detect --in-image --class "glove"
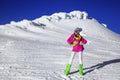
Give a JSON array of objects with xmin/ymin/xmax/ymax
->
[{"xmin": 70, "ymin": 44, "xmax": 76, "ymax": 47}]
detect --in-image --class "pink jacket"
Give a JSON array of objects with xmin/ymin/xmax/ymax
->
[{"xmin": 67, "ymin": 33, "xmax": 87, "ymax": 52}]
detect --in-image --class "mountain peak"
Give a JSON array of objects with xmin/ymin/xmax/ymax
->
[
  {"xmin": 34, "ymin": 10, "xmax": 88, "ymax": 22},
  {"xmin": 51, "ymin": 10, "xmax": 88, "ymax": 20},
  {"xmin": 69, "ymin": 10, "xmax": 88, "ymax": 19}
]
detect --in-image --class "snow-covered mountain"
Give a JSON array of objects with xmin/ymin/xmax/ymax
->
[{"xmin": 0, "ymin": 10, "xmax": 120, "ymax": 80}]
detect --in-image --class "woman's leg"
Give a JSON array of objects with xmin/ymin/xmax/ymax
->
[
  {"xmin": 68, "ymin": 52, "xmax": 76, "ymax": 64},
  {"xmin": 79, "ymin": 51, "xmax": 83, "ymax": 64},
  {"xmin": 79, "ymin": 51, "xmax": 83, "ymax": 77},
  {"xmin": 65, "ymin": 52, "xmax": 76, "ymax": 75}
]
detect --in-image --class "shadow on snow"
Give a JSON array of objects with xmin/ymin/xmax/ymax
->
[{"xmin": 69, "ymin": 59, "xmax": 120, "ymax": 75}]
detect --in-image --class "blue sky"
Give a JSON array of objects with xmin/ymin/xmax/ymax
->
[{"xmin": 0, "ymin": 0, "xmax": 120, "ymax": 34}]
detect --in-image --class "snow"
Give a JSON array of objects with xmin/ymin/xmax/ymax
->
[{"xmin": 0, "ymin": 10, "xmax": 120, "ymax": 80}]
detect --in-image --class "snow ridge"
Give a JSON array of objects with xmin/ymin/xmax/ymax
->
[
  {"xmin": 0, "ymin": 10, "xmax": 89, "ymax": 37},
  {"xmin": 34, "ymin": 10, "xmax": 88, "ymax": 22}
]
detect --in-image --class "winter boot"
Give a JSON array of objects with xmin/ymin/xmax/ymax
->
[
  {"xmin": 79, "ymin": 64, "xmax": 83, "ymax": 77},
  {"xmin": 64, "ymin": 64, "xmax": 71, "ymax": 75}
]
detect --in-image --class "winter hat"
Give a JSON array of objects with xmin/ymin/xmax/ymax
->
[{"xmin": 74, "ymin": 27, "xmax": 82, "ymax": 33}]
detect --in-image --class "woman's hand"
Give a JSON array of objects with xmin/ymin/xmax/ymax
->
[
  {"xmin": 80, "ymin": 42, "xmax": 84, "ymax": 46},
  {"xmin": 73, "ymin": 41, "xmax": 79, "ymax": 45}
]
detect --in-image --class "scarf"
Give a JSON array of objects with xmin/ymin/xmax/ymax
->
[{"xmin": 74, "ymin": 33, "xmax": 82, "ymax": 40}]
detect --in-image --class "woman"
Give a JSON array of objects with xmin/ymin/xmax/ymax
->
[{"xmin": 65, "ymin": 27, "xmax": 87, "ymax": 76}]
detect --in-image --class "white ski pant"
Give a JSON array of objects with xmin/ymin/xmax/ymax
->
[{"xmin": 68, "ymin": 52, "xmax": 83, "ymax": 64}]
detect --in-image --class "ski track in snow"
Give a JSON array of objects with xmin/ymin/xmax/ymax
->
[{"xmin": 0, "ymin": 11, "xmax": 120, "ymax": 80}]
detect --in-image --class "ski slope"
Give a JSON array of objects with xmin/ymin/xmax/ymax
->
[{"xmin": 0, "ymin": 11, "xmax": 120, "ymax": 80}]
